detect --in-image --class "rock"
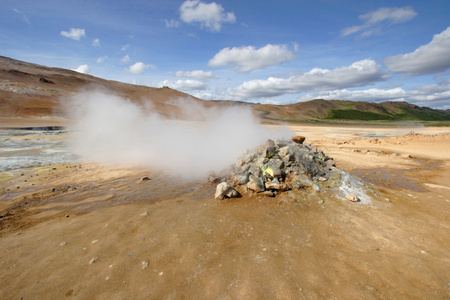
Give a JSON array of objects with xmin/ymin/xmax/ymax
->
[
  {"xmin": 140, "ymin": 211, "xmax": 148, "ymax": 217},
  {"xmin": 264, "ymin": 146, "xmax": 277, "ymax": 158},
  {"xmin": 236, "ymin": 174, "xmax": 249, "ymax": 185},
  {"xmin": 215, "ymin": 182, "xmax": 240, "ymax": 200},
  {"xmin": 263, "ymin": 191, "xmax": 275, "ymax": 197},
  {"xmin": 141, "ymin": 261, "xmax": 149, "ymax": 269},
  {"xmin": 318, "ymin": 177, "xmax": 327, "ymax": 182},
  {"xmin": 262, "ymin": 159, "xmax": 284, "ymax": 178},
  {"xmin": 265, "ymin": 181, "xmax": 287, "ymax": 191},
  {"xmin": 345, "ymin": 194, "xmax": 359, "ymax": 202},
  {"xmin": 208, "ymin": 176, "xmax": 219, "ymax": 183},
  {"xmin": 292, "ymin": 136, "xmax": 306, "ymax": 144},
  {"xmin": 39, "ymin": 76, "xmax": 54, "ymax": 84},
  {"xmin": 139, "ymin": 176, "xmax": 151, "ymax": 183},
  {"xmin": 89, "ymin": 257, "xmax": 98, "ymax": 264},
  {"xmin": 247, "ymin": 177, "xmax": 265, "ymax": 192},
  {"xmin": 265, "ymin": 139, "xmax": 275, "ymax": 148}
]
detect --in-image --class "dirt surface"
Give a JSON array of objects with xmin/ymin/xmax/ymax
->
[{"xmin": 1, "ymin": 126, "xmax": 450, "ymax": 299}]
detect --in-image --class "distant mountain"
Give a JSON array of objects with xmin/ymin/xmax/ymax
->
[
  {"xmin": 1, "ymin": 56, "xmax": 449, "ymax": 125},
  {"xmin": 253, "ymin": 99, "xmax": 450, "ymax": 123}
]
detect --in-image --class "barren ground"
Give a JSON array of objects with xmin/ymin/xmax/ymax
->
[{"xmin": 0, "ymin": 124, "xmax": 449, "ymax": 299}]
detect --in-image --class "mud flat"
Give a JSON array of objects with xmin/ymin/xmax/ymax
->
[{"xmin": 0, "ymin": 125, "xmax": 449, "ymax": 299}]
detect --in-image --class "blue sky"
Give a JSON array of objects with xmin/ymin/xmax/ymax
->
[{"xmin": 1, "ymin": 0, "xmax": 449, "ymax": 109}]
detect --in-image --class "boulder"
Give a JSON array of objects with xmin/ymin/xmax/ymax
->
[
  {"xmin": 292, "ymin": 136, "xmax": 306, "ymax": 144},
  {"xmin": 215, "ymin": 182, "xmax": 240, "ymax": 200}
]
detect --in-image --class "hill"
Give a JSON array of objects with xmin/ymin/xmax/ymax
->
[
  {"xmin": 254, "ymin": 99, "xmax": 450, "ymax": 123},
  {"xmin": 1, "ymin": 56, "xmax": 449, "ymax": 126}
]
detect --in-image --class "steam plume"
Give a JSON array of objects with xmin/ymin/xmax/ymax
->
[{"xmin": 65, "ymin": 90, "xmax": 292, "ymax": 180}]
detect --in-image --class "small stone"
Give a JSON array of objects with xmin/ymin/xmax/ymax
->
[
  {"xmin": 318, "ymin": 177, "xmax": 327, "ymax": 182},
  {"xmin": 209, "ymin": 176, "xmax": 219, "ymax": 183},
  {"xmin": 317, "ymin": 199, "xmax": 324, "ymax": 204},
  {"xmin": 141, "ymin": 261, "xmax": 148, "ymax": 269},
  {"xmin": 92, "ymin": 239, "xmax": 99, "ymax": 244},
  {"xmin": 265, "ymin": 181, "xmax": 287, "ymax": 191},
  {"xmin": 159, "ymin": 272, "xmax": 164, "ymax": 276},
  {"xmin": 346, "ymin": 194, "xmax": 359, "ymax": 202},
  {"xmin": 65, "ymin": 215, "xmax": 70, "ymax": 218},
  {"xmin": 292, "ymin": 136, "xmax": 306, "ymax": 144},
  {"xmin": 60, "ymin": 242, "xmax": 67, "ymax": 246},
  {"xmin": 263, "ymin": 191, "xmax": 275, "ymax": 197},
  {"xmin": 89, "ymin": 257, "xmax": 98, "ymax": 264},
  {"xmin": 139, "ymin": 176, "xmax": 151, "ymax": 183},
  {"xmin": 140, "ymin": 211, "xmax": 148, "ymax": 217}
]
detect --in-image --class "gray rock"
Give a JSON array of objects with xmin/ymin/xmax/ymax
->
[
  {"xmin": 215, "ymin": 182, "xmax": 238, "ymax": 200},
  {"xmin": 247, "ymin": 177, "xmax": 265, "ymax": 192}
]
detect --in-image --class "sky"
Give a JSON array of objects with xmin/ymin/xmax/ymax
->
[{"xmin": 1, "ymin": 0, "xmax": 450, "ymax": 109}]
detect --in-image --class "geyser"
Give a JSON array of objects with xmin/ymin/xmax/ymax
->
[{"xmin": 64, "ymin": 90, "xmax": 292, "ymax": 180}]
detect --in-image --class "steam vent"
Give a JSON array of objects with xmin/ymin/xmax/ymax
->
[{"xmin": 214, "ymin": 136, "xmax": 375, "ymax": 204}]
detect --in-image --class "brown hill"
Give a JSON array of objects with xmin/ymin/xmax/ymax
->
[{"xmin": 0, "ymin": 56, "xmax": 223, "ymax": 124}]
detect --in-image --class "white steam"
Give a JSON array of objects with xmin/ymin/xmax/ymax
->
[{"xmin": 66, "ymin": 90, "xmax": 292, "ymax": 180}]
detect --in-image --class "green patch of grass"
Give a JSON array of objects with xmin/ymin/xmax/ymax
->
[{"xmin": 326, "ymin": 109, "xmax": 394, "ymax": 121}]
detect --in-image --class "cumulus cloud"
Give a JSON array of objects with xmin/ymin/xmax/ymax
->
[
  {"xmin": 294, "ymin": 79, "xmax": 450, "ymax": 109},
  {"xmin": 296, "ymin": 88, "xmax": 407, "ymax": 103},
  {"xmin": 179, "ymin": 0, "xmax": 236, "ymax": 32},
  {"xmin": 72, "ymin": 64, "xmax": 90, "ymax": 74},
  {"xmin": 342, "ymin": 6, "xmax": 417, "ymax": 37},
  {"xmin": 92, "ymin": 38, "xmax": 100, "ymax": 47},
  {"xmin": 175, "ymin": 70, "xmax": 218, "ymax": 79},
  {"xmin": 158, "ymin": 79, "xmax": 207, "ymax": 91},
  {"xmin": 165, "ymin": 19, "xmax": 180, "ymax": 28},
  {"xmin": 384, "ymin": 27, "xmax": 450, "ymax": 75},
  {"xmin": 228, "ymin": 59, "xmax": 389, "ymax": 100},
  {"xmin": 208, "ymin": 44, "xmax": 296, "ymax": 72},
  {"xmin": 121, "ymin": 55, "xmax": 130, "ymax": 63},
  {"xmin": 128, "ymin": 62, "xmax": 156, "ymax": 75},
  {"xmin": 60, "ymin": 28, "xmax": 86, "ymax": 41},
  {"xmin": 96, "ymin": 56, "xmax": 108, "ymax": 63}
]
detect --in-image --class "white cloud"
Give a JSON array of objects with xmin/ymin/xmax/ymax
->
[
  {"xmin": 121, "ymin": 55, "xmax": 130, "ymax": 63},
  {"xmin": 128, "ymin": 62, "xmax": 156, "ymax": 75},
  {"xmin": 92, "ymin": 38, "xmax": 100, "ymax": 47},
  {"xmin": 179, "ymin": 0, "xmax": 236, "ymax": 32},
  {"xmin": 384, "ymin": 27, "xmax": 450, "ymax": 75},
  {"xmin": 96, "ymin": 55, "xmax": 108, "ymax": 63},
  {"xmin": 121, "ymin": 44, "xmax": 130, "ymax": 51},
  {"xmin": 342, "ymin": 6, "xmax": 417, "ymax": 37},
  {"xmin": 60, "ymin": 28, "xmax": 86, "ymax": 41},
  {"xmin": 13, "ymin": 8, "xmax": 31, "ymax": 26},
  {"xmin": 294, "ymin": 79, "xmax": 450, "ymax": 109},
  {"xmin": 158, "ymin": 79, "xmax": 207, "ymax": 91},
  {"xmin": 175, "ymin": 70, "xmax": 218, "ymax": 79},
  {"xmin": 228, "ymin": 59, "xmax": 389, "ymax": 100},
  {"xmin": 72, "ymin": 64, "xmax": 90, "ymax": 74},
  {"xmin": 208, "ymin": 44, "xmax": 296, "ymax": 72},
  {"xmin": 296, "ymin": 88, "xmax": 407, "ymax": 103},
  {"xmin": 165, "ymin": 19, "xmax": 180, "ymax": 28}
]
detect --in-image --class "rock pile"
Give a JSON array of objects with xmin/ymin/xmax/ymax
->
[{"xmin": 214, "ymin": 136, "xmax": 373, "ymax": 204}]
